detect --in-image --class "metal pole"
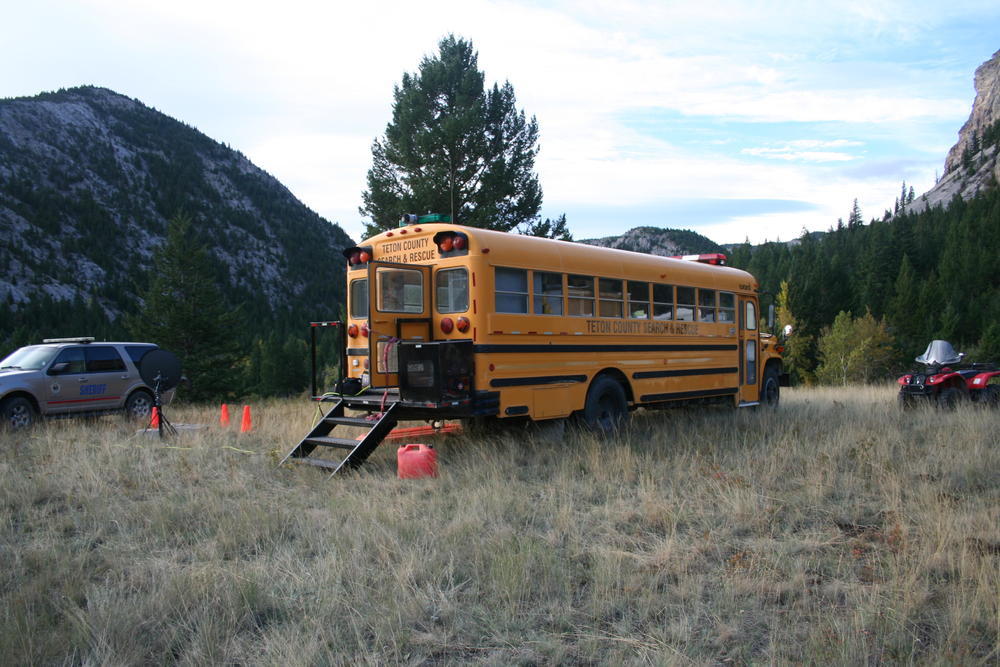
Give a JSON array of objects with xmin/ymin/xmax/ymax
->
[{"xmin": 310, "ymin": 324, "xmax": 317, "ymax": 398}]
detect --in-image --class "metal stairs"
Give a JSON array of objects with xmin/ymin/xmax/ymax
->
[{"xmin": 279, "ymin": 399, "xmax": 400, "ymax": 476}]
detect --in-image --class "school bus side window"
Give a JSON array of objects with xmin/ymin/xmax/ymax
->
[
  {"xmin": 567, "ymin": 275, "xmax": 595, "ymax": 316},
  {"xmin": 350, "ymin": 279, "xmax": 368, "ymax": 318},
  {"xmin": 676, "ymin": 286, "xmax": 695, "ymax": 321},
  {"xmin": 533, "ymin": 271, "xmax": 564, "ymax": 315},
  {"xmin": 495, "ymin": 267, "xmax": 528, "ymax": 313},
  {"xmin": 436, "ymin": 268, "xmax": 468, "ymax": 314},
  {"xmin": 698, "ymin": 289, "xmax": 717, "ymax": 322},
  {"xmin": 652, "ymin": 284, "xmax": 673, "ymax": 320},
  {"xmin": 718, "ymin": 292, "xmax": 735, "ymax": 323},
  {"xmin": 599, "ymin": 278, "xmax": 624, "ymax": 318},
  {"xmin": 628, "ymin": 281, "xmax": 649, "ymax": 319}
]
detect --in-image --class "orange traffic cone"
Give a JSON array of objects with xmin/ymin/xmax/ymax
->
[
  {"xmin": 220, "ymin": 404, "xmax": 230, "ymax": 427},
  {"xmin": 240, "ymin": 405, "xmax": 252, "ymax": 433},
  {"xmin": 150, "ymin": 406, "xmax": 160, "ymax": 429}
]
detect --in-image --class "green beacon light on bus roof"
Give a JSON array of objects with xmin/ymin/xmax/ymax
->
[{"xmin": 399, "ymin": 213, "xmax": 451, "ymax": 226}]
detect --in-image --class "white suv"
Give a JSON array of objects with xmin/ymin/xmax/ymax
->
[{"xmin": 0, "ymin": 337, "xmax": 174, "ymax": 430}]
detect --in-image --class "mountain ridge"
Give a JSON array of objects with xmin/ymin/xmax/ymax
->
[
  {"xmin": 906, "ymin": 49, "xmax": 1000, "ymax": 215},
  {"xmin": 0, "ymin": 86, "xmax": 352, "ymax": 333},
  {"xmin": 579, "ymin": 225, "xmax": 724, "ymax": 256}
]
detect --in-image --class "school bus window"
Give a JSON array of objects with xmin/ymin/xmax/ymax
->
[
  {"xmin": 533, "ymin": 271, "xmax": 564, "ymax": 315},
  {"xmin": 718, "ymin": 292, "xmax": 735, "ymax": 323},
  {"xmin": 567, "ymin": 275, "xmax": 595, "ymax": 316},
  {"xmin": 746, "ymin": 340, "xmax": 757, "ymax": 383},
  {"xmin": 652, "ymin": 284, "xmax": 673, "ymax": 320},
  {"xmin": 676, "ymin": 286, "xmax": 695, "ymax": 321},
  {"xmin": 627, "ymin": 281, "xmax": 649, "ymax": 319},
  {"xmin": 599, "ymin": 278, "xmax": 624, "ymax": 318},
  {"xmin": 698, "ymin": 289, "xmax": 717, "ymax": 322},
  {"xmin": 745, "ymin": 301, "xmax": 757, "ymax": 330},
  {"xmin": 495, "ymin": 267, "xmax": 528, "ymax": 314},
  {"xmin": 350, "ymin": 278, "xmax": 368, "ymax": 318},
  {"xmin": 377, "ymin": 267, "xmax": 423, "ymax": 313},
  {"xmin": 436, "ymin": 268, "xmax": 468, "ymax": 314}
]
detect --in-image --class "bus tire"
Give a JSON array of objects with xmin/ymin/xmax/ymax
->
[
  {"xmin": 582, "ymin": 375, "xmax": 628, "ymax": 433},
  {"xmin": 761, "ymin": 365, "xmax": 780, "ymax": 407}
]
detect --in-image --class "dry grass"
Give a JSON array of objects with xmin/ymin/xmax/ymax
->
[{"xmin": 1, "ymin": 386, "xmax": 997, "ymax": 664}]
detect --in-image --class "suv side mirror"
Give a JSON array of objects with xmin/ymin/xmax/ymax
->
[{"xmin": 49, "ymin": 362, "xmax": 70, "ymax": 375}]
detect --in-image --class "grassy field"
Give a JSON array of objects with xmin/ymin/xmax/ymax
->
[{"xmin": 1, "ymin": 386, "xmax": 997, "ymax": 664}]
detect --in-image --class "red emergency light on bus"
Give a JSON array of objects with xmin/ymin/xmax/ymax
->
[{"xmin": 668, "ymin": 253, "xmax": 727, "ymax": 266}]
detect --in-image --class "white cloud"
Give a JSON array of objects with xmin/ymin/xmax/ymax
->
[
  {"xmin": 5, "ymin": 0, "xmax": 997, "ymax": 244},
  {"xmin": 741, "ymin": 139, "xmax": 865, "ymax": 163}
]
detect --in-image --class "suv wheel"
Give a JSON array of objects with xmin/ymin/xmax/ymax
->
[
  {"xmin": 1, "ymin": 397, "xmax": 37, "ymax": 431},
  {"xmin": 124, "ymin": 390, "xmax": 154, "ymax": 420}
]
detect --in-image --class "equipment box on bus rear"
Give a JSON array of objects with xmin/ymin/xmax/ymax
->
[{"xmin": 398, "ymin": 340, "xmax": 473, "ymax": 405}]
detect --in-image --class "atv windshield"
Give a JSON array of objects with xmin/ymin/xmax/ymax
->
[
  {"xmin": 915, "ymin": 340, "xmax": 963, "ymax": 365},
  {"xmin": 0, "ymin": 345, "xmax": 60, "ymax": 371}
]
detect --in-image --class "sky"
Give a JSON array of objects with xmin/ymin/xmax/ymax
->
[{"xmin": 3, "ymin": 1, "xmax": 1000, "ymax": 245}]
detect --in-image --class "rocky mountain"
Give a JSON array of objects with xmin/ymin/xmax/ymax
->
[
  {"xmin": 579, "ymin": 226, "xmax": 724, "ymax": 256},
  {"xmin": 0, "ymin": 86, "xmax": 352, "ymax": 333},
  {"xmin": 907, "ymin": 49, "xmax": 1000, "ymax": 214}
]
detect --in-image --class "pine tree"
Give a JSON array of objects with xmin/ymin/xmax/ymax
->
[
  {"xmin": 360, "ymin": 35, "xmax": 542, "ymax": 237},
  {"xmin": 519, "ymin": 213, "xmax": 572, "ymax": 240},
  {"xmin": 848, "ymin": 199, "xmax": 863, "ymax": 227},
  {"xmin": 888, "ymin": 254, "xmax": 921, "ymax": 353},
  {"xmin": 126, "ymin": 214, "xmax": 243, "ymax": 402}
]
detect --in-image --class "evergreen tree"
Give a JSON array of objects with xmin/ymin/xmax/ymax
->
[
  {"xmin": 519, "ymin": 213, "xmax": 572, "ymax": 240},
  {"xmin": 887, "ymin": 254, "xmax": 922, "ymax": 354},
  {"xmin": 126, "ymin": 214, "xmax": 243, "ymax": 402},
  {"xmin": 360, "ymin": 35, "xmax": 542, "ymax": 237},
  {"xmin": 848, "ymin": 199, "xmax": 863, "ymax": 227}
]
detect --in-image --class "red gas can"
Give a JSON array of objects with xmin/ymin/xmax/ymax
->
[{"xmin": 397, "ymin": 443, "xmax": 438, "ymax": 479}]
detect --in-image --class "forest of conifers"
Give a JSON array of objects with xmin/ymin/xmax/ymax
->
[{"xmin": 728, "ymin": 186, "xmax": 1000, "ymax": 383}]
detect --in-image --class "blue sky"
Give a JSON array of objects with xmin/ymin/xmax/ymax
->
[{"xmin": 3, "ymin": 1, "xmax": 999, "ymax": 244}]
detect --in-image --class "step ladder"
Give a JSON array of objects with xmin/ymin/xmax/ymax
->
[{"xmin": 279, "ymin": 400, "xmax": 400, "ymax": 476}]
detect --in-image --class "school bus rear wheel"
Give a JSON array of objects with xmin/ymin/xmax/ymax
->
[{"xmin": 582, "ymin": 375, "xmax": 628, "ymax": 433}]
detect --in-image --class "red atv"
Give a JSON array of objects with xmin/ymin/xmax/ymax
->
[{"xmin": 898, "ymin": 340, "xmax": 1000, "ymax": 408}]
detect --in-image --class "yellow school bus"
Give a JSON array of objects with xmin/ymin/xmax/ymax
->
[{"xmin": 339, "ymin": 215, "xmax": 786, "ymax": 430}]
